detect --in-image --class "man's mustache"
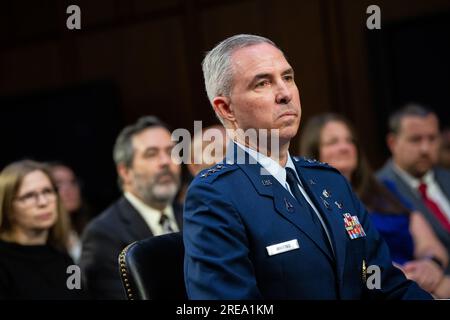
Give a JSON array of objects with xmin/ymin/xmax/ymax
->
[
  {"xmin": 418, "ymin": 154, "xmax": 432, "ymax": 161},
  {"xmin": 154, "ymin": 170, "xmax": 178, "ymax": 183}
]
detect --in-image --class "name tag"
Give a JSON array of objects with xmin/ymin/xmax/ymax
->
[{"xmin": 266, "ymin": 239, "xmax": 300, "ymax": 256}]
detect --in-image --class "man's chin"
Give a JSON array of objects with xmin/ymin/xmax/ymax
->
[
  {"xmin": 279, "ymin": 127, "xmax": 299, "ymax": 142},
  {"xmin": 412, "ymin": 165, "xmax": 432, "ymax": 178},
  {"xmin": 152, "ymin": 185, "xmax": 179, "ymax": 201}
]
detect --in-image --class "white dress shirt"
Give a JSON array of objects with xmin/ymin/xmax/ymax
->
[
  {"xmin": 234, "ymin": 142, "xmax": 334, "ymax": 251},
  {"xmin": 393, "ymin": 165, "xmax": 450, "ymax": 221},
  {"xmin": 124, "ymin": 191, "xmax": 179, "ymax": 236}
]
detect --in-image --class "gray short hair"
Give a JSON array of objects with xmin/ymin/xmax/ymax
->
[
  {"xmin": 388, "ymin": 103, "xmax": 437, "ymax": 134},
  {"xmin": 202, "ymin": 34, "xmax": 280, "ymax": 122},
  {"xmin": 113, "ymin": 116, "xmax": 169, "ymax": 187}
]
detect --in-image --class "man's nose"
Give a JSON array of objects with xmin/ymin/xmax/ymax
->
[
  {"xmin": 419, "ymin": 140, "xmax": 432, "ymax": 153},
  {"xmin": 159, "ymin": 151, "xmax": 172, "ymax": 167},
  {"xmin": 275, "ymin": 81, "xmax": 292, "ymax": 105}
]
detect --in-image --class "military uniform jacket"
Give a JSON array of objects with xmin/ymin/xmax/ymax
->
[{"xmin": 183, "ymin": 145, "xmax": 431, "ymax": 299}]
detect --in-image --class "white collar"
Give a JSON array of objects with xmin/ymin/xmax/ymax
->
[
  {"xmin": 234, "ymin": 141, "xmax": 300, "ymax": 187},
  {"xmin": 124, "ymin": 191, "xmax": 177, "ymax": 231},
  {"xmin": 393, "ymin": 164, "xmax": 434, "ymax": 189}
]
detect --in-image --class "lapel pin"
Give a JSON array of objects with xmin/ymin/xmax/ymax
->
[
  {"xmin": 309, "ymin": 179, "xmax": 316, "ymax": 185},
  {"xmin": 321, "ymin": 197, "xmax": 331, "ymax": 210},
  {"xmin": 261, "ymin": 179, "xmax": 272, "ymax": 186},
  {"xmin": 322, "ymin": 189, "xmax": 331, "ymax": 198},
  {"xmin": 334, "ymin": 201, "xmax": 343, "ymax": 209},
  {"xmin": 284, "ymin": 198, "xmax": 294, "ymax": 212}
]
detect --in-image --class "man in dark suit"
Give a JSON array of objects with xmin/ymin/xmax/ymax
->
[
  {"xmin": 80, "ymin": 116, "xmax": 182, "ymax": 299},
  {"xmin": 183, "ymin": 34, "xmax": 431, "ymax": 299},
  {"xmin": 377, "ymin": 104, "xmax": 450, "ymax": 274}
]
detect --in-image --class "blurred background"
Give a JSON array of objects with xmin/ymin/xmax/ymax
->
[{"xmin": 1, "ymin": 0, "xmax": 449, "ymax": 214}]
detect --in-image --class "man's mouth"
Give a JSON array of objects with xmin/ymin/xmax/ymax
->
[
  {"xmin": 158, "ymin": 174, "xmax": 174, "ymax": 183},
  {"xmin": 279, "ymin": 112, "xmax": 297, "ymax": 119}
]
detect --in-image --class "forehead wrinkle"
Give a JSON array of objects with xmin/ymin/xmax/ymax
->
[
  {"xmin": 231, "ymin": 44, "xmax": 290, "ymax": 83},
  {"xmin": 132, "ymin": 128, "xmax": 173, "ymax": 151}
]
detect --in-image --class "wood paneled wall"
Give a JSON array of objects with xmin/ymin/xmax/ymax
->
[{"xmin": 1, "ymin": 0, "xmax": 450, "ymax": 168}]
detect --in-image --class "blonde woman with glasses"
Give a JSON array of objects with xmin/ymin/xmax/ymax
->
[{"xmin": 0, "ymin": 160, "xmax": 85, "ymax": 299}]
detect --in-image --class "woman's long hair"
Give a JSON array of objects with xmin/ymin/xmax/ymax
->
[
  {"xmin": 299, "ymin": 113, "xmax": 408, "ymax": 214},
  {"xmin": 48, "ymin": 162, "xmax": 92, "ymax": 235},
  {"xmin": 0, "ymin": 160, "xmax": 70, "ymax": 251}
]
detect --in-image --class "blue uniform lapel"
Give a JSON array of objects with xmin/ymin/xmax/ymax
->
[
  {"xmin": 293, "ymin": 159, "xmax": 348, "ymax": 283},
  {"xmin": 270, "ymin": 175, "xmax": 335, "ymax": 262},
  {"xmin": 229, "ymin": 143, "xmax": 335, "ymax": 262}
]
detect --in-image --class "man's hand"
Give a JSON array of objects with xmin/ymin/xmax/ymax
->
[{"xmin": 403, "ymin": 259, "xmax": 444, "ymax": 292}]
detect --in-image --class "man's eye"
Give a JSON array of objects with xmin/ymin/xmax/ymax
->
[
  {"xmin": 144, "ymin": 152, "xmax": 157, "ymax": 158},
  {"xmin": 284, "ymin": 75, "xmax": 294, "ymax": 81},
  {"xmin": 256, "ymin": 80, "xmax": 270, "ymax": 88}
]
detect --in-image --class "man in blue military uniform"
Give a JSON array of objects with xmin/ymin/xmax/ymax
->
[{"xmin": 183, "ymin": 34, "xmax": 432, "ymax": 299}]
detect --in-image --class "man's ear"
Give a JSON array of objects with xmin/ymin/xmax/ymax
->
[
  {"xmin": 386, "ymin": 133, "xmax": 397, "ymax": 153},
  {"xmin": 212, "ymin": 96, "xmax": 235, "ymax": 123},
  {"xmin": 117, "ymin": 163, "xmax": 131, "ymax": 186}
]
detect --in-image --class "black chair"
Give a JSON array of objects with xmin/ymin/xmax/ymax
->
[{"xmin": 118, "ymin": 232, "xmax": 187, "ymax": 300}]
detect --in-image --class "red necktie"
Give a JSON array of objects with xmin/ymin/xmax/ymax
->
[{"xmin": 418, "ymin": 183, "xmax": 450, "ymax": 232}]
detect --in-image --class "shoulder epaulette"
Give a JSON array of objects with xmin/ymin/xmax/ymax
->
[
  {"xmin": 293, "ymin": 156, "xmax": 339, "ymax": 172},
  {"xmin": 196, "ymin": 162, "xmax": 238, "ymax": 183}
]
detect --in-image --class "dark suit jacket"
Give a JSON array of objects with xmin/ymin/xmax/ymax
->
[
  {"xmin": 79, "ymin": 196, "xmax": 183, "ymax": 299},
  {"xmin": 377, "ymin": 159, "xmax": 450, "ymax": 274},
  {"xmin": 183, "ymin": 145, "xmax": 431, "ymax": 299}
]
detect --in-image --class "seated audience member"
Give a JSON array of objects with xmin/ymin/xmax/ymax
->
[
  {"xmin": 176, "ymin": 124, "xmax": 228, "ymax": 205},
  {"xmin": 49, "ymin": 162, "xmax": 93, "ymax": 262},
  {"xmin": 439, "ymin": 128, "xmax": 450, "ymax": 170},
  {"xmin": 187, "ymin": 124, "xmax": 229, "ymax": 176},
  {"xmin": 79, "ymin": 116, "xmax": 182, "ymax": 299},
  {"xmin": 376, "ymin": 105, "xmax": 450, "ymax": 275},
  {"xmin": 300, "ymin": 113, "xmax": 450, "ymax": 298},
  {"xmin": 0, "ymin": 160, "xmax": 85, "ymax": 299}
]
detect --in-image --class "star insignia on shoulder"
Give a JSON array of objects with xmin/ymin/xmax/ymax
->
[
  {"xmin": 199, "ymin": 163, "xmax": 226, "ymax": 178},
  {"xmin": 297, "ymin": 157, "xmax": 329, "ymax": 166}
]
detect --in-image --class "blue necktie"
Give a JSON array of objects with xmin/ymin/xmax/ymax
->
[{"xmin": 285, "ymin": 167, "xmax": 333, "ymax": 256}]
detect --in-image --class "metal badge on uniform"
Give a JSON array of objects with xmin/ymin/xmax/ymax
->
[
  {"xmin": 320, "ymin": 197, "xmax": 332, "ymax": 210},
  {"xmin": 322, "ymin": 189, "xmax": 331, "ymax": 198},
  {"xmin": 284, "ymin": 198, "xmax": 294, "ymax": 212},
  {"xmin": 343, "ymin": 213, "xmax": 366, "ymax": 239},
  {"xmin": 266, "ymin": 239, "xmax": 300, "ymax": 256},
  {"xmin": 334, "ymin": 201, "xmax": 343, "ymax": 209}
]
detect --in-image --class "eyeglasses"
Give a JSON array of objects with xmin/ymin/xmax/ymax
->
[{"xmin": 14, "ymin": 188, "xmax": 57, "ymax": 206}]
